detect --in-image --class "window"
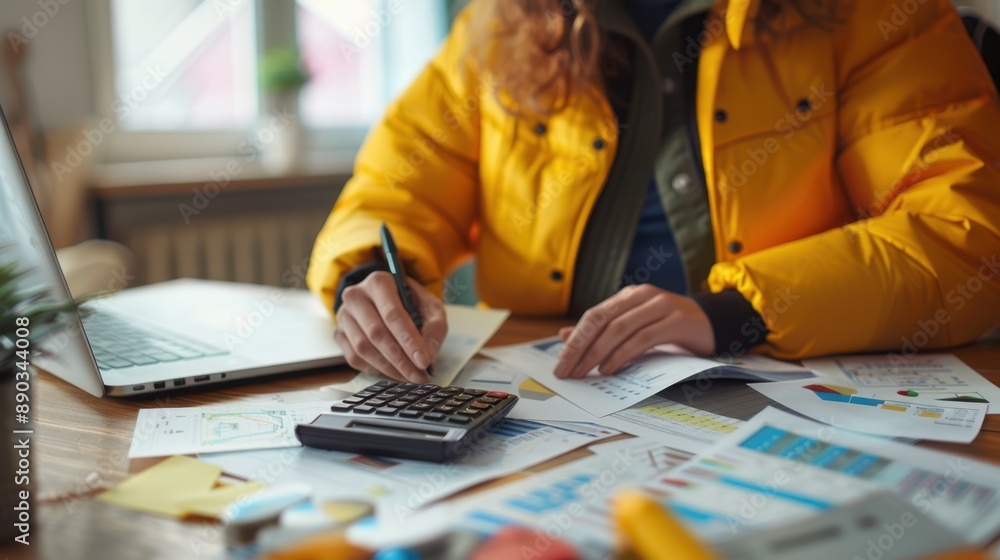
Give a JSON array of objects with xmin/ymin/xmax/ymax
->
[{"xmin": 98, "ymin": 0, "xmax": 447, "ymax": 162}]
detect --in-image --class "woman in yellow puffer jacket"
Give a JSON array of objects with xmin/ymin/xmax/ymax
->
[{"xmin": 307, "ymin": 0, "xmax": 1000, "ymax": 384}]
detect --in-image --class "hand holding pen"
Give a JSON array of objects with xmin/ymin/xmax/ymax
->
[{"xmin": 332, "ymin": 224, "xmax": 448, "ymax": 384}]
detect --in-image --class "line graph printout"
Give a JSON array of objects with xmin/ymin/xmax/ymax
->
[{"xmin": 128, "ymin": 402, "xmax": 330, "ymax": 458}]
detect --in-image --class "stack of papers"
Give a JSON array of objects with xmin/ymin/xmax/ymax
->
[
  {"xmin": 481, "ymin": 337, "xmax": 814, "ymax": 416},
  {"xmin": 116, "ymin": 314, "xmax": 1000, "ymax": 553}
]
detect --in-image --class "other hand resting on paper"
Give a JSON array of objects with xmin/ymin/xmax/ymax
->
[
  {"xmin": 335, "ymin": 271, "xmax": 448, "ymax": 384},
  {"xmin": 553, "ymin": 284, "xmax": 714, "ymax": 379}
]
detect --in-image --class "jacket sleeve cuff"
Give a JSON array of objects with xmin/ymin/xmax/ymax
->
[
  {"xmin": 334, "ymin": 261, "xmax": 391, "ymax": 313},
  {"xmin": 692, "ymin": 289, "xmax": 769, "ymax": 356}
]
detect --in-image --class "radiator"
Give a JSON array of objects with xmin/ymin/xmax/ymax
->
[{"xmin": 128, "ymin": 211, "xmax": 329, "ymax": 286}]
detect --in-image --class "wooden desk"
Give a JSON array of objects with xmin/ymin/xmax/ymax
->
[{"xmin": 10, "ymin": 318, "xmax": 1000, "ymax": 559}]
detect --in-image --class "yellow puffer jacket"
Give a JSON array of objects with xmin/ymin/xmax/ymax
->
[{"xmin": 308, "ymin": 0, "xmax": 1000, "ymax": 359}]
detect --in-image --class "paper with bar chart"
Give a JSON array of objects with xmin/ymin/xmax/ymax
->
[
  {"xmin": 652, "ymin": 408, "xmax": 1000, "ymax": 545},
  {"xmin": 803, "ymin": 353, "xmax": 1000, "ymax": 412},
  {"xmin": 127, "ymin": 402, "xmax": 331, "ymax": 458},
  {"xmin": 749, "ymin": 379, "xmax": 986, "ymax": 443}
]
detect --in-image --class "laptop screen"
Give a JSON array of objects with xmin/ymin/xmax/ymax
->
[{"xmin": 0, "ymin": 109, "xmax": 104, "ymax": 397}]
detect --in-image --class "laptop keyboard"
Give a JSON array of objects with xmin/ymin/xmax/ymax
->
[{"xmin": 82, "ymin": 311, "xmax": 228, "ymax": 370}]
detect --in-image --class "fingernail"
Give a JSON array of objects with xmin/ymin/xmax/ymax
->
[
  {"xmin": 413, "ymin": 350, "xmax": 429, "ymax": 369},
  {"xmin": 554, "ymin": 360, "xmax": 565, "ymax": 378}
]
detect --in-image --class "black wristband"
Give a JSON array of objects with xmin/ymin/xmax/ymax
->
[
  {"xmin": 692, "ymin": 289, "xmax": 769, "ymax": 357},
  {"xmin": 334, "ymin": 261, "xmax": 391, "ymax": 313}
]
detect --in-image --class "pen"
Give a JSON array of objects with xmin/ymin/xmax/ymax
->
[{"xmin": 380, "ymin": 223, "xmax": 433, "ymax": 377}]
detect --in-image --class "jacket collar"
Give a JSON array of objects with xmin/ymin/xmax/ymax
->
[{"xmin": 722, "ymin": 0, "xmax": 760, "ymax": 50}]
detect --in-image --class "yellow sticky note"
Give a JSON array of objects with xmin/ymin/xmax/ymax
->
[
  {"xmin": 98, "ymin": 456, "xmax": 262, "ymax": 519},
  {"xmin": 177, "ymin": 481, "xmax": 267, "ymax": 519}
]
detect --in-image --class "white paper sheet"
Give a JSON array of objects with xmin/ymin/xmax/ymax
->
[
  {"xmin": 320, "ymin": 305, "xmax": 510, "ymax": 395},
  {"xmin": 127, "ymin": 402, "xmax": 331, "ymax": 458},
  {"xmin": 481, "ymin": 337, "xmax": 813, "ymax": 416},
  {"xmin": 654, "ymin": 407, "xmax": 1000, "ymax": 545},
  {"xmin": 749, "ymin": 378, "xmax": 987, "ymax": 443},
  {"xmin": 453, "ymin": 359, "xmax": 598, "ymax": 422},
  {"xmin": 803, "ymin": 353, "xmax": 1000, "ymax": 413},
  {"xmin": 201, "ymin": 419, "xmax": 619, "ymax": 517}
]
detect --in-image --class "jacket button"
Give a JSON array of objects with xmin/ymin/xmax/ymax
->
[
  {"xmin": 550, "ymin": 270, "xmax": 564, "ymax": 281},
  {"xmin": 671, "ymin": 173, "xmax": 691, "ymax": 193},
  {"xmin": 592, "ymin": 138, "xmax": 606, "ymax": 150},
  {"xmin": 796, "ymin": 98, "xmax": 812, "ymax": 113},
  {"xmin": 728, "ymin": 241, "xmax": 743, "ymax": 254},
  {"xmin": 534, "ymin": 123, "xmax": 547, "ymax": 135},
  {"xmin": 715, "ymin": 109, "xmax": 728, "ymax": 123}
]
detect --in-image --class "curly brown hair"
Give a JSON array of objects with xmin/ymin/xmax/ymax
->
[{"xmin": 469, "ymin": 0, "xmax": 838, "ymax": 116}]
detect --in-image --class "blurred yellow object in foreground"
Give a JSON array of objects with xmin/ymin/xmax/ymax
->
[
  {"xmin": 612, "ymin": 491, "xmax": 716, "ymax": 560},
  {"xmin": 260, "ymin": 531, "xmax": 370, "ymax": 560}
]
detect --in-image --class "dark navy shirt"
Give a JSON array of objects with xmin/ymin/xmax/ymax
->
[{"xmin": 620, "ymin": 0, "xmax": 687, "ymax": 295}]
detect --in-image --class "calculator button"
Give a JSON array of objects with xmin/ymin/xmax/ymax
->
[
  {"xmin": 438, "ymin": 386, "xmax": 463, "ymax": 394},
  {"xmin": 387, "ymin": 400, "xmax": 409, "ymax": 408},
  {"xmin": 444, "ymin": 399, "xmax": 464, "ymax": 407},
  {"xmin": 420, "ymin": 384, "xmax": 440, "ymax": 391},
  {"xmin": 354, "ymin": 391, "xmax": 378, "ymax": 398},
  {"xmin": 462, "ymin": 389, "xmax": 487, "ymax": 396},
  {"xmin": 373, "ymin": 380, "xmax": 398, "ymax": 388},
  {"xmin": 399, "ymin": 410, "xmax": 423, "ymax": 418},
  {"xmin": 470, "ymin": 402, "xmax": 490, "ymax": 410},
  {"xmin": 375, "ymin": 407, "xmax": 399, "ymax": 416},
  {"xmin": 486, "ymin": 391, "xmax": 509, "ymax": 399},
  {"xmin": 423, "ymin": 396, "xmax": 445, "ymax": 404},
  {"xmin": 382, "ymin": 387, "xmax": 408, "ymax": 396},
  {"xmin": 398, "ymin": 383, "xmax": 419, "ymax": 390},
  {"xmin": 478, "ymin": 397, "xmax": 500, "ymax": 405},
  {"xmin": 409, "ymin": 403, "xmax": 433, "ymax": 411},
  {"xmin": 343, "ymin": 397, "xmax": 366, "ymax": 404},
  {"xmin": 411, "ymin": 389, "xmax": 432, "ymax": 396},
  {"xmin": 330, "ymin": 402, "xmax": 354, "ymax": 412},
  {"xmin": 424, "ymin": 412, "xmax": 446, "ymax": 421},
  {"xmin": 367, "ymin": 398, "xmax": 389, "ymax": 407},
  {"xmin": 399, "ymin": 395, "xmax": 419, "ymax": 402},
  {"xmin": 454, "ymin": 395, "xmax": 473, "ymax": 402},
  {"xmin": 448, "ymin": 416, "xmax": 472, "ymax": 424},
  {"xmin": 457, "ymin": 408, "xmax": 481, "ymax": 416},
  {"xmin": 352, "ymin": 405, "xmax": 375, "ymax": 414},
  {"xmin": 436, "ymin": 405, "xmax": 458, "ymax": 413}
]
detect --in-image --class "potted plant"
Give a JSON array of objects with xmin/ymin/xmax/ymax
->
[
  {"xmin": 0, "ymin": 253, "xmax": 76, "ymax": 542},
  {"xmin": 259, "ymin": 46, "xmax": 311, "ymax": 175}
]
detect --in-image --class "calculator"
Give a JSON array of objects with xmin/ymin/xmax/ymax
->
[{"xmin": 295, "ymin": 380, "xmax": 519, "ymax": 462}]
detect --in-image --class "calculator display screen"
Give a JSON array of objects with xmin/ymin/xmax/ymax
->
[{"xmin": 348, "ymin": 420, "xmax": 451, "ymax": 439}]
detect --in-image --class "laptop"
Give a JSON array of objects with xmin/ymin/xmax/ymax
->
[{"xmin": 0, "ymin": 109, "xmax": 344, "ymax": 397}]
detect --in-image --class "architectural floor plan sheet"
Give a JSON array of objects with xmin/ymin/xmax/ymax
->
[{"xmin": 127, "ymin": 402, "xmax": 331, "ymax": 458}]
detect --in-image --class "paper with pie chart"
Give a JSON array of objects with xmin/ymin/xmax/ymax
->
[{"xmin": 749, "ymin": 379, "xmax": 987, "ymax": 443}]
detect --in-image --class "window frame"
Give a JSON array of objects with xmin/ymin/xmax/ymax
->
[{"xmin": 87, "ymin": 0, "xmax": 444, "ymax": 167}]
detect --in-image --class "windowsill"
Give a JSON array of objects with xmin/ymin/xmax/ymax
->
[{"xmin": 89, "ymin": 149, "xmax": 356, "ymax": 199}]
